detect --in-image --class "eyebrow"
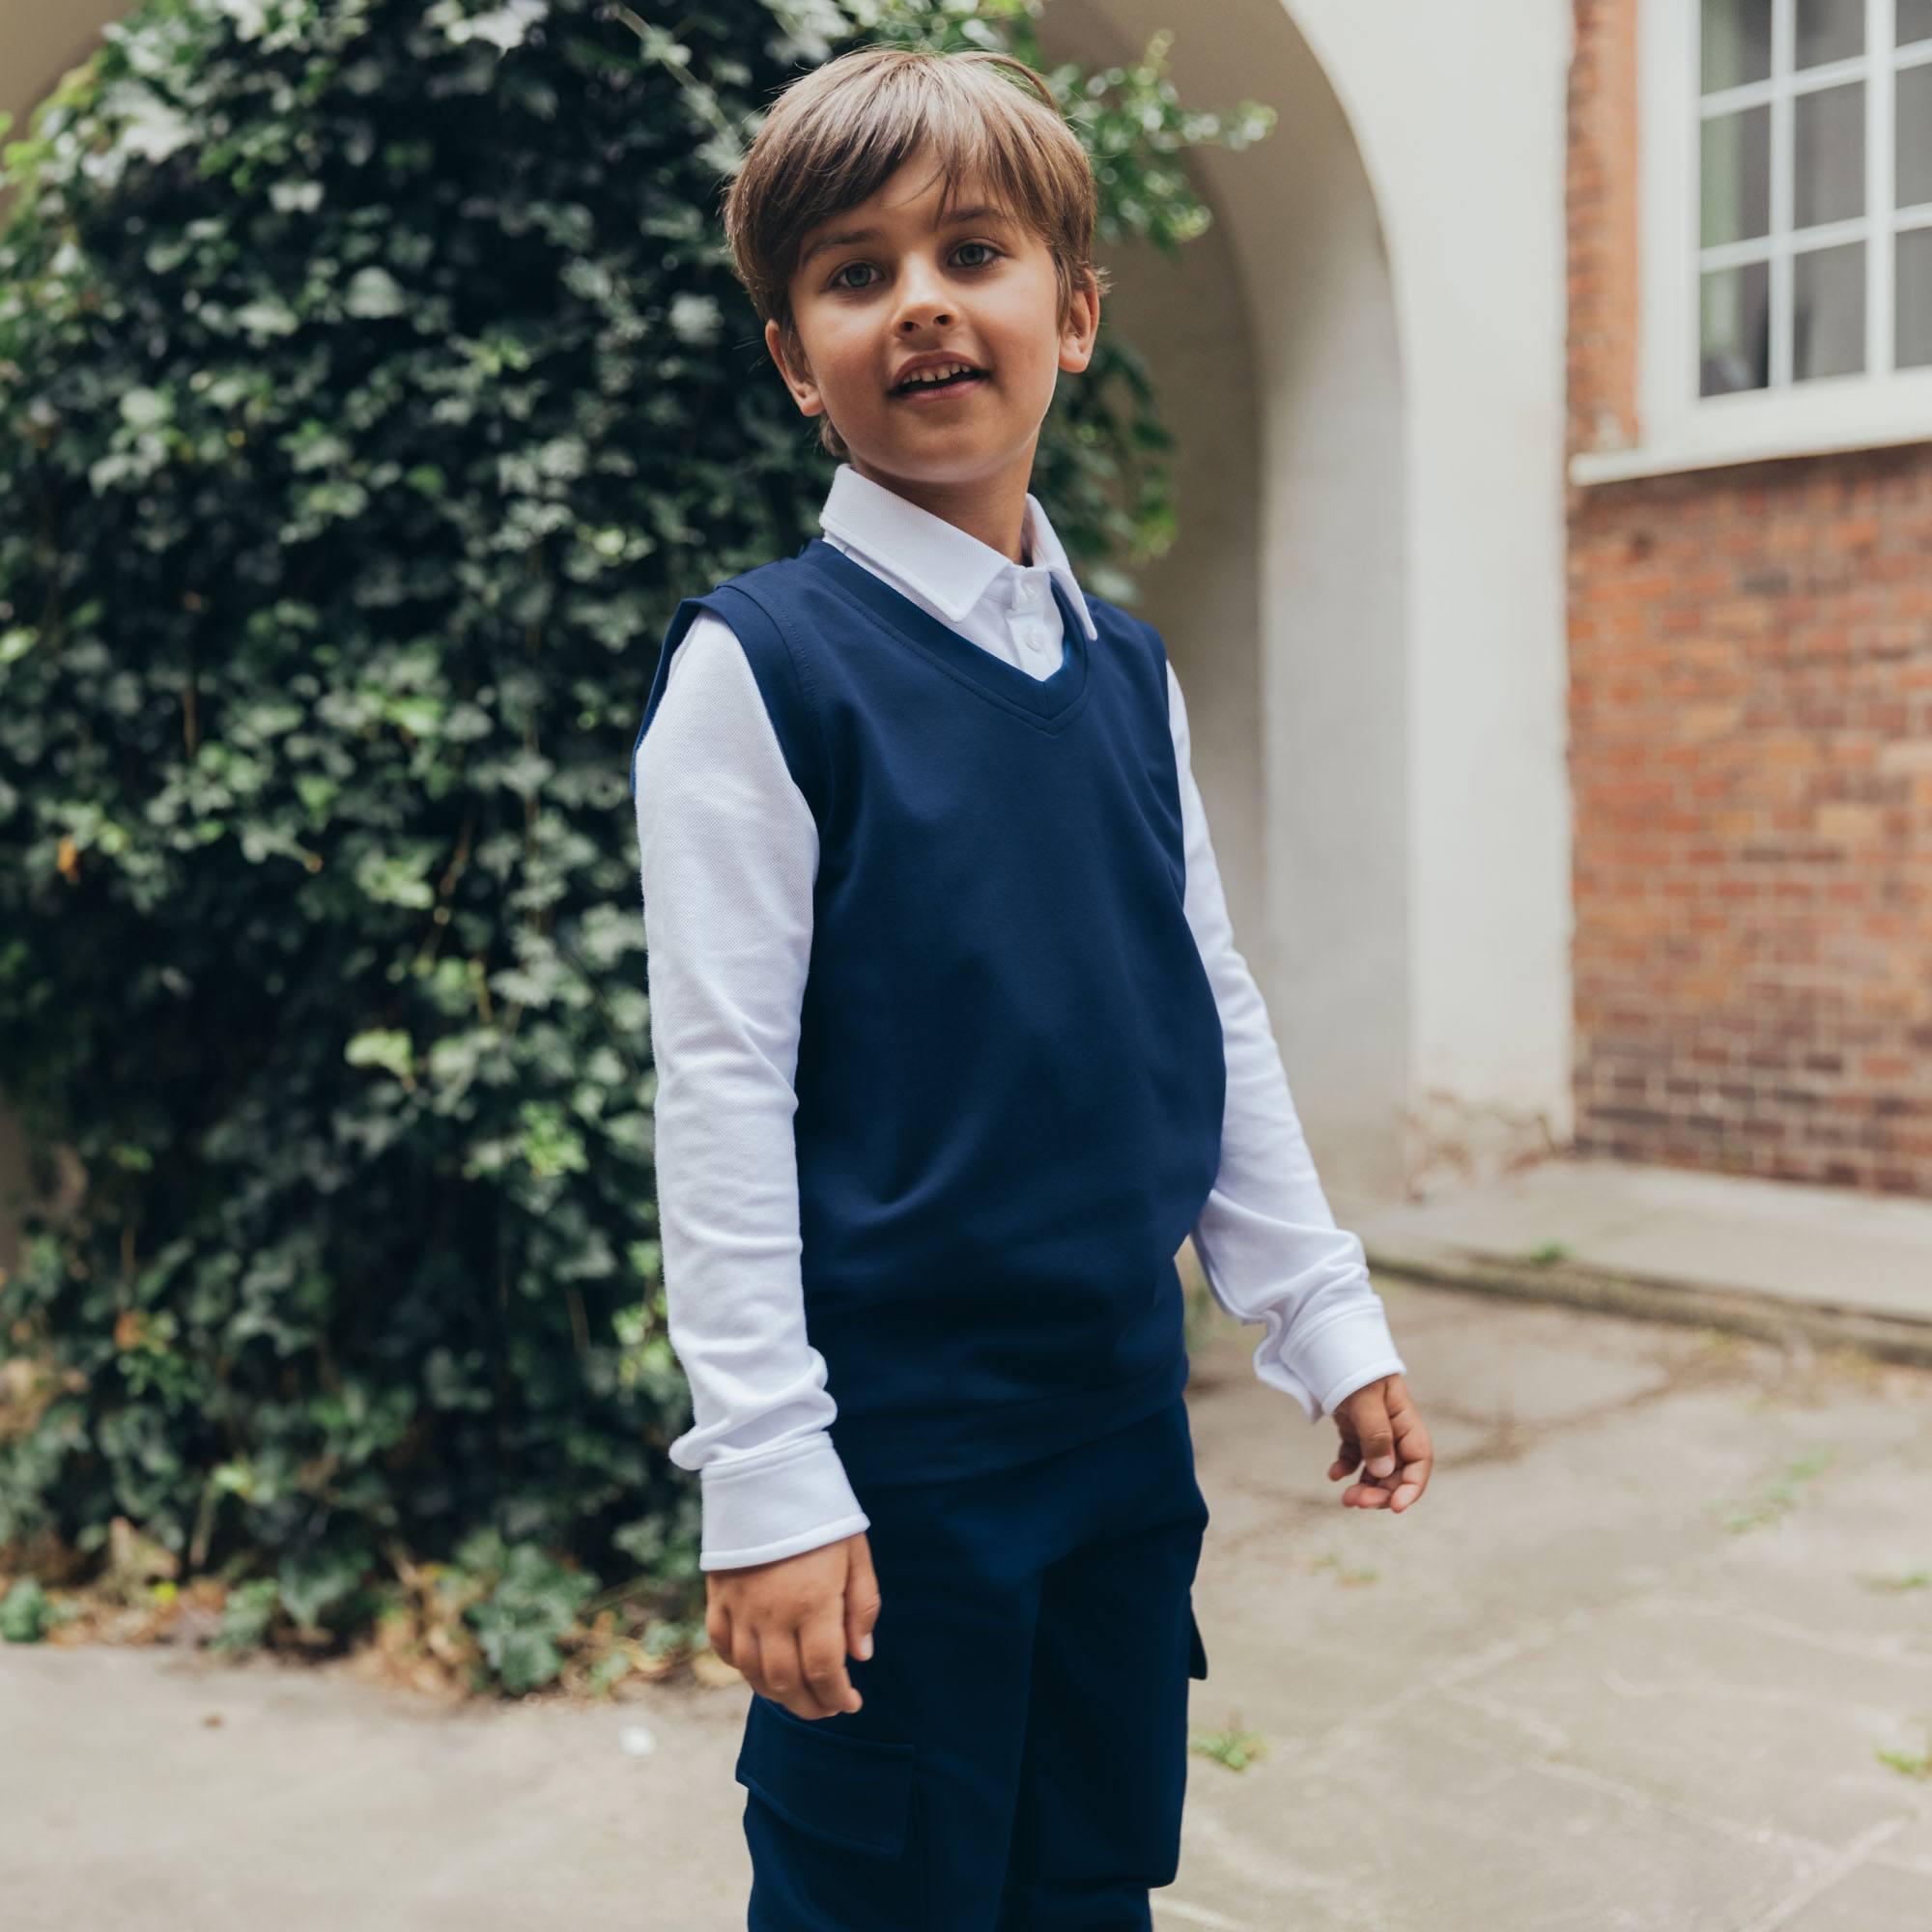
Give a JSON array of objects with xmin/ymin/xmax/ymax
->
[{"xmin": 797, "ymin": 204, "xmax": 1016, "ymax": 270}]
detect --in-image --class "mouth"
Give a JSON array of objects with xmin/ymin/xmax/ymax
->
[{"xmin": 890, "ymin": 365, "xmax": 991, "ymax": 402}]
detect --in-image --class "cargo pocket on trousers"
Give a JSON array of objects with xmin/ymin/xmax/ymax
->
[
  {"xmin": 1187, "ymin": 1602, "xmax": 1209, "ymax": 1681},
  {"xmin": 735, "ymin": 1693, "xmax": 922, "ymax": 1928}
]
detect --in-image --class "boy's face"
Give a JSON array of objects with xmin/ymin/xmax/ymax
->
[{"xmin": 766, "ymin": 147, "xmax": 1098, "ymax": 501}]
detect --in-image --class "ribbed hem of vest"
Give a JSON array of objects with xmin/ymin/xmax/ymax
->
[{"xmin": 828, "ymin": 1348, "xmax": 1191, "ymax": 1492}]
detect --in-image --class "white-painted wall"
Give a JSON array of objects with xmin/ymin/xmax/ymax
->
[
  {"xmin": 1043, "ymin": 0, "xmax": 1574, "ymax": 1199},
  {"xmin": 1295, "ymin": 1, "xmax": 1576, "ymax": 1180}
]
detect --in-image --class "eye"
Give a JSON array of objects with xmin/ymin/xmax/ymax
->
[{"xmin": 827, "ymin": 242, "xmax": 1003, "ymax": 292}]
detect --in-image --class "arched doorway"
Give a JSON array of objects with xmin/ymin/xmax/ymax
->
[{"xmin": 1041, "ymin": 0, "xmax": 1410, "ymax": 1199}]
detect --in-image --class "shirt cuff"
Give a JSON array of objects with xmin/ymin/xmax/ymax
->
[
  {"xmin": 1254, "ymin": 1303, "xmax": 1407, "ymax": 1423},
  {"xmin": 696, "ymin": 1430, "xmax": 872, "ymax": 1572}
]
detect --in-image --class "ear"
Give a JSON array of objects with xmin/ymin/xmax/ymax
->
[
  {"xmin": 765, "ymin": 318, "xmax": 825, "ymax": 419},
  {"xmin": 1058, "ymin": 268, "xmax": 1100, "ymax": 378}
]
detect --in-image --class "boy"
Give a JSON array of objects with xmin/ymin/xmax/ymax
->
[{"xmin": 630, "ymin": 43, "xmax": 1434, "ymax": 1929}]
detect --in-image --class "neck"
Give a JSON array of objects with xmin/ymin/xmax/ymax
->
[{"xmin": 847, "ymin": 452, "xmax": 1035, "ymax": 567}]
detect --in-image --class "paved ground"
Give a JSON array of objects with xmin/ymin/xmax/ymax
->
[
  {"xmin": 4, "ymin": 1271, "xmax": 1931, "ymax": 1930},
  {"xmin": 1335, "ymin": 1153, "xmax": 1932, "ymax": 1363}
]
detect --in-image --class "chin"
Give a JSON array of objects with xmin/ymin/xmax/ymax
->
[{"xmin": 866, "ymin": 428, "xmax": 1024, "ymax": 472}]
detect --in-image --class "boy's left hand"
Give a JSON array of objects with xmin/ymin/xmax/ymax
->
[{"xmin": 1326, "ymin": 1372, "xmax": 1432, "ymax": 1512}]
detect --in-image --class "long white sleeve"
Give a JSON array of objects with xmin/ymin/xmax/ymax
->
[
  {"xmin": 634, "ymin": 466, "xmax": 1405, "ymax": 1576},
  {"xmin": 634, "ymin": 611, "xmax": 870, "ymax": 1572},
  {"xmin": 1166, "ymin": 660, "xmax": 1407, "ymax": 1422}
]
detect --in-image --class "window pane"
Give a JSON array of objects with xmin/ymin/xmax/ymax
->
[
  {"xmin": 1901, "ymin": 0, "xmax": 1932, "ymax": 48},
  {"xmin": 1703, "ymin": 0, "xmax": 1774, "ymax": 91},
  {"xmin": 1702, "ymin": 106, "xmax": 1773, "ymax": 244},
  {"xmin": 1792, "ymin": 241, "xmax": 1865, "ymax": 378},
  {"xmin": 1793, "ymin": 82, "xmax": 1864, "ymax": 228},
  {"xmin": 1899, "ymin": 231, "xmax": 1932, "ymax": 367},
  {"xmin": 1700, "ymin": 260, "xmax": 1772, "ymax": 393},
  {"xmin": 1795, "ymin": 0, "xmax": 1863, "ymax": 68},
  {"xmin": 1901, "ymin": 68, "xmax": 1932, "ymax": 211}
]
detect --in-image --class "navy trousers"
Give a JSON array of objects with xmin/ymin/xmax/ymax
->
[{"xmin": 732, "ymin": 1393, "xmax": 1212, "ymax": 1931}]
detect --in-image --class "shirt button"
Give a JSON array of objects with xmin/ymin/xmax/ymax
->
[{"xmin": 1022, "ymin": 629, "xmax": 1051, "ymax": 654}]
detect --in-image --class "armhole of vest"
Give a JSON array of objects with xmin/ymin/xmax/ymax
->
[
  {"xmin": 1128, "ymin": 618, "xmax": 1190, "ymax": 904},
  {"xmin": 707, "ymin": 580, "xmax": 831, "ymax": 825},
  {"xmin": 1134, "ymin": 610, "xmax": 1173, "ymax": 688},
  {"xmin": 630, "ymin": 593, "xmax": 711, "ymax": 805},
  {"xmin": 1130, "ymin": 611, "xmax": 1183, "ymax": 756}
]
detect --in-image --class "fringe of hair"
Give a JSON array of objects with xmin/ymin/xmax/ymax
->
[{"xmin": 720, "ymin": 44, "xmax": 1112, "ymax": 461}]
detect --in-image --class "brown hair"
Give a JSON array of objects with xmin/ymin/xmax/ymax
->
[{"xmin": 720, "ymin": 44, "xmax": 1112, "ymax": 460}]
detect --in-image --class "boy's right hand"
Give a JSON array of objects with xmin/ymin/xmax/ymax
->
[{"xmin": 704, "ymin": 1529, "xmax": 881, "ymax": 1720}]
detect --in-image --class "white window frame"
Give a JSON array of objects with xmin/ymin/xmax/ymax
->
[{"xmin": 1574, "ymin": 0, "xmax": 1932, "ymax": 482}]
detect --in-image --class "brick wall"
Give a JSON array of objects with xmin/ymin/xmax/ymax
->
[{"xmin": 1567, "ymin": 0, "xmax": 1932, "ymax": 1193}]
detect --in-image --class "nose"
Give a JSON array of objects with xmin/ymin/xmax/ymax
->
[{"xmin": 892, "ymin": 257, "xmax": 953, "ymax": 332}]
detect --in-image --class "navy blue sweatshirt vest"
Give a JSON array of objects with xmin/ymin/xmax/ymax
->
[{"xmin": 632, "ymin": 535, "xmax": 1226, "ymax": 1489}]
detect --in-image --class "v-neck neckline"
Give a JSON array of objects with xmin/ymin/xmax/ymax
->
[{"xmin": 797, "ymin": 537, "xmax": 1092, "ymax": 729}]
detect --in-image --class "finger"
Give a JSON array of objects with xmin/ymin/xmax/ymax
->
[
  {"xmin": 743, "ymin": 1626, "xmax": 770, "ymax": 1702},
  {"xmin": 762, "ymin": 1624, "xmax": 840, "ymax": 1722},
  {"xmin": 1345, "ymin": 1454, "xmax": 1405, "ymax": 1505},
  {"xmin": 1354, "ymin": 1402, "xmax": 1399, "ymax": 1480},
  {"xmin": 707, "ymin": 1598, "xmax": 735, "ymax": 1672},
  {"xmin": 798, "ymin": 1611, "xmax": 862, "ymax": 1718},
  {"xmin": 753, "ymin": 1624, "xmax": 806, "ymax": 1716},
  {"xmin": 1389, "ymin": 1453, "xmax": 1433, "ymax": 1511},
  {"xmin": 843, "ymin": 1533, "xmax": 882, "ymax": 1664},
  {"xmin": 1386, "ymin": 1406, "xmax": 1434, "ymax": 1508}
]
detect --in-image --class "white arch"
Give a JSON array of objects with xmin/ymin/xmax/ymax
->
[
  {"xmin": 1042, "ymin": 0, "xmax": 1410, "ymax": 1196},
  {"xmin": 1042, "ymin": 0, "xmax": 1572, "ymax": 1201}
]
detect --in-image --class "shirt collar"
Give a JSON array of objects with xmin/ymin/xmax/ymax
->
[{"xmin": 817, "ymin": 463, "xmax": 1099, "ymax": 641}]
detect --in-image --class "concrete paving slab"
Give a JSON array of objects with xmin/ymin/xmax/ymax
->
[
  {"xmin": 2, "ymin": 1283, "xmax": 1929, "ymax": 1931},
  {"xmin": 1879, "ymin": 1802, "xmax": 1932, "ymax": 1877},
  {"xmin": 1766, "ymin": 1849, "xmax": 1932, "ymax": 1932},
  {"xmin": 1169, "ymin": 1303, "xmax": 1932, "ymax": 1931},
  {"xmin": 0, "ymin": 1645, "xmax": 750, "ymax": 1930},
  {"xmin": 1426, "ymin": 1592, "xmax": 1932, "ymax": 1846},
  {"xmin": 1337, "ymin": 1157, "xmax": 1932, "ymax": 1306},
  {"xmin": 1333, "ymin": 1154, "xmax": 1932, "ymax": 1366},
  {"xmin": 1179, "ymin": 1696, "xmax": 1829, "ymax": 1932}
]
